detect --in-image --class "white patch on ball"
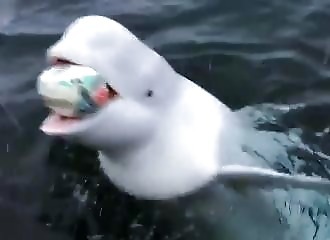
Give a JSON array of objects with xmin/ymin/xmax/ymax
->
[{"xmin": 37, "ymin": 64, "xmax": 105, "ymax": 117}]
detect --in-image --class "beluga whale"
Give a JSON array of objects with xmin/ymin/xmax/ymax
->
[{"xmin": 36, "ymin": 15, "xmax": 330, "ymax": 240}]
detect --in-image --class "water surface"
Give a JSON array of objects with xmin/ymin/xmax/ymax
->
[{"xmin": 1, "ymin": 0, "xmax": 330, "ymax": 239}]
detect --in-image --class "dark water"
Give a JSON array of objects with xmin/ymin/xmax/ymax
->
[{"xmin": 1, "ymin": 0, "xmax": 330, "ymax": 239}]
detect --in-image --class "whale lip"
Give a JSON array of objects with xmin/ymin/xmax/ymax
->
[
  {"xmin": 40, "ymin": 112, "xmax": 81, "ymax": 135},
  {"xmin": 49, "ymin": 57, "xmax": 79, "ymax": 66},
  {"xmin": 39, "ymin": 56, "xmax": 119, "ymax": 136}
]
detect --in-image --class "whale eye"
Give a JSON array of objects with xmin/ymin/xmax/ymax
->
[{"xmin": 146, "ymin": 90, "xmax": 153, "ymax": 97}]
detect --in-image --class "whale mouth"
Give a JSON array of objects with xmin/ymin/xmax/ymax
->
[{"xmin": 40, "ymin": 56, "xmax": 119, "ymax": 135}]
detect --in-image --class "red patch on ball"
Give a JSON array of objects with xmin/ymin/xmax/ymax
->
[{"xmin": 93, "ymin": 86, "xmax": 110, "ymax": 106}]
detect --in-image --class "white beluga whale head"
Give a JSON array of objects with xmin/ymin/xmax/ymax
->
[
  {"xmin": 38, "ymin": 15, "xmax": 330, "ymax": 200},
  {"xmin": 40, "ymin": 15, "xmax": 178, "ymax": 149}
]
